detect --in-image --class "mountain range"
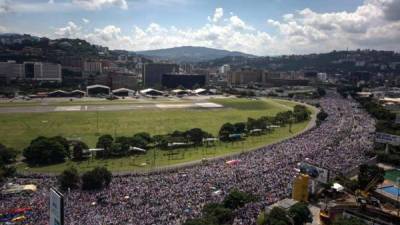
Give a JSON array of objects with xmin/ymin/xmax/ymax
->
[{"xmin": 136, "ymin": 46, "xmax": 256, "ymax": 63}]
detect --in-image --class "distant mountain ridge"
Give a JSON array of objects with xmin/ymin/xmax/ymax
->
[{"xmin": 136, "ymin": 46, "xmax": 256, "ymax": 63}]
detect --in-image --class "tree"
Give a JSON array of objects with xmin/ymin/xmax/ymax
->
[
  {"xmin": 247, "ymin": 117, "xmax": 258, "ymax": 131},
  {"xmin": 202, "ymin": 203, "xmax": 233, "ymax": 225},
  {"xmin": 233, "ymin": 122, "xmax": 246, "ymax": 134},
  {"xmin": 134, "ymin": 132, "xmax": 153, "ymax": 143},
  {"xmin": 333, "ymin": 216, "xmax": 366, "ymax": 225},
  {"xmin": 0, "ymin": 143, "xmax": 17, "ymax": 164},
  {"xmin": 293, "ymin": 105, "xmax": 310, "ymax": 122},
  {"xmin": 265, "ymin": 207, "xmax": 291, "ymax": 225},
  {"xmin": 185, "ymin": 128, "xmax": 210, "ymax": 146},
  {"xmin": 288, "ymin": 202, "xmax": 312, "ymax": 225},
  {"xmin": 96, "ymin": 134, "xmax": 114, "ymax": 157},
  {"xmin": 219, "ymin": 123, "xmax": 236, "ymax": 141},
  {"xmin": 58, "ymin": 166, "xmax": 80, "ymax": 190},
  {"xmin": 50, "ymin": 136, "xmax": 70, "ymax": 158},
  {"xmin": 317, "ymin": 87, "xmax": 326, "ymax": 97},
  {"xmin": 223, "ymin": 189, "xmax": 255, "ymax": 209},
  {"xmin": 317, "ymin": 110, "xmax": 328, "ymax": 123},
  {"xmin": 81, "ymin": 167, "xmax": 112, "ymax": 190},
  {"xmin": 72, "ymin": 141, "xmax": 88, "ymax": 161},
  {"xmin": 23, "ymin": 137, "xmax": 67, "ymax": 165},
  {"xmin": 0, "ymin": 164, "xmax": 15, "ymax": 182},
  {"xmin": 275, "ymin": 111, "xmax": 293, "ymax": 125},
  {"xmin": 358, "ymin": 164, "xmax": 384, "ymax": 190}
]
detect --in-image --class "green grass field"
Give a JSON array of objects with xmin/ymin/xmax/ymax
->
[{"xmin": 0, "ymin": 98, "xmax": 316, "ymax": 173}]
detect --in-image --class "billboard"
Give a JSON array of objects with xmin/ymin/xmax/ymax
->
[
  {"xmin": 375, "ymin": 132, "xmax": 400, "ymax": 146},
  {"xmin": 300, "ymin": 162, "xmax": 330, "ymax": 184},
  {"xmin": 49, "ymin": 188, "xmax": 64, "ymax": 225}
]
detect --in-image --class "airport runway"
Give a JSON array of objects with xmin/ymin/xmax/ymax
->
[{"xmin": 0, "ymin": 102, "xmax": 223, "ymax": 113}]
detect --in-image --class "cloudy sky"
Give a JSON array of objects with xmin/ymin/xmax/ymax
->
[{"xmin": 0, "ymin": 0, "xmax": 399, "ymax": 55}]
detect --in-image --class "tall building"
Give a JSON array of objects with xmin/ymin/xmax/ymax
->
[
  {"xmin": 228, "ymin": 68, "xmax": 263, "ymax": 85},
  {"xmin": 0, "ymin": 61, "xmax": 61, "ymax": 82},
  {"xmin": 161, "ymin": 74, "xmax": 206, "ymax": 89},
  {"xmin": 58, "ymin": 56, "xmax": 82, "ymax": 73},
  {"xmin": 0, "ymin": 61, "xmax": 24, "ymax": 81},
  {"xmin": 219, "ymin": 64, "xmax": 231, "ymax": 74},
  {"xmin": 143, "ymin": 63, "xmax": 179, "ymax": 88},
  {"xmin": 111, "ymin": 74, "xmax": 138, "ymax": 90},
  {"xmin": 83, "ymin": 61, "xmax": 103, "ymax": 74},
  {"xmin": 24, "ymin": 62, "xmax": 62, "ymax": 82}
]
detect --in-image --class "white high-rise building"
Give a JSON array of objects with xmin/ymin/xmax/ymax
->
[
  {"xmin": 317, "ymin": 72, "xmax": 328, "ymax": 82},
  {"xmin": 83, "ymin": 61, "xmax": 103, "ymax": 74},
  {"xmin": 219, "ymin": 64, "xmax": 231, "ymax": 74},
  {"xmin": 23, "ymin": 62, "xmax": 62, "ymax": 82},
  {"xmin": 0, "ymin": 61, "xmax": 24, "ymax": 80}
]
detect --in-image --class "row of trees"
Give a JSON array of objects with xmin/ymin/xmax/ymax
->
[
  {"xmin": 183, "ymin": 190, "xmax": 256, "ymax": 225},
  {"xmin": 352, "ymin": 93, "xmax": 400, "ymax": 165},
  {"xmin": 336, "ymin": 164, "xmax": 385, "ymax": 193},
  {"xmin": 58, "ymin": 166, "xmax": 112, "ymax": 191},
  {"xmin": 21, "ymin": 105, "xmax": 311, "ymax": 165},
  {"xmin": 219, "ymin": 105, "xmax": 311, "ymax": 141}
]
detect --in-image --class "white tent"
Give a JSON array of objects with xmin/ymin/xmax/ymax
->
[
  {"xmin": 332, "ymin": 183, "xmax": 344, "ymax": 192},
  {"xmin": 129, "ymin": 146, "xmax": 146, "ymax": 152},
  {"xmin": 112, "ymin": 88, "xmax": 135, "ymax": 96},
  {"xmin": 193, "ymin": 88, "xmax": 208, "ymax": 95},
  {"xmin": 140, "ymin": 88, "xmax": 164, "ymax": 96}
]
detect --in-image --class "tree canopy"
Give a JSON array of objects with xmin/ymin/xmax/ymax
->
[
  {"xmin": 358, "ymin": 164, "xmax": 384, "ymax": 191},
  {"xmin": 288, "ymin": 202, "xmax": 312, "ymax": 225},
  {"xmin": 58, "ymin": 166, "xmax": 80, "ymax": 190},
  {"xmin": 23, "ymin": 136, "xmax": 68, "ymax": 165},
  {"xmin": 81, "ymin": 166, "xmax": 112, "ymax": 190},
  {"xmin": 0, "ymin": 143, "xmax": 17, "ymax": 164}
]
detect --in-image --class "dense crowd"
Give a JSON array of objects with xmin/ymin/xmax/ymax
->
[{"xmin": 1, "ymin": 92, "xmax": 375, "ymax": 225}]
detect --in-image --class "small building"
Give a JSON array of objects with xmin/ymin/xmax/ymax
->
[
  {"xmin": 193, "ymin": 88, "xmax": 209, "ymax": 95},
  {"xmin": 112, "ymin": 88, "xmax": 135, "ymax": 97},
  {"xmin": 47, "ymin": 90, "xmax": 69, "ymax": 97},
  {"xmin": 86, "ymin": 84, "xmax": 110, "ymax": 97},
  {"xmin": 70, "ymin": 90, "xmax": 86, "ymax": 98},
  {"xmin": 140, "ymin": 88, "xmax": 164, "ymax": 96},
  {"xmin": 172, "ymin": 89, "xmax": 191, "ymax": 96}
]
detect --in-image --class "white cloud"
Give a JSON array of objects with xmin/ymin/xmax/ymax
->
[
  {"xmin": 55, "ymin": 21, "xmax": 81, "ymax": 38},
  {"xmin": 52, "ymin": 9, "xmax": 273, "ymax": 55},
  {"xmin": 0, "ymin": 0, "xmax": 11, "ymax": 14},
  {"xmin": 0, "ymin": 25, "xmax": 7, "ymax": 33},
  {"xmin": 52, "ymin": 2, "xmax": 400, "ymax": 55},
  {"xmin": 208, "ymin": 8, "xmax": 223, "ymax": 23},
  {"xmin": 82, "ymin": 18, "xmax": 90, "ymax": 24},
  {"xmin": 71, "ymin": 0, "xmax": 128, "ymax": 10},
  {"xmin": 266, "ymin": 0, "xmax": 400, "ymax": 54}
]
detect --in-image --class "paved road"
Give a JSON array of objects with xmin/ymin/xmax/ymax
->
[{"xmin": 0, "ymin": 102, "xmax": 223, "ymax": 113}]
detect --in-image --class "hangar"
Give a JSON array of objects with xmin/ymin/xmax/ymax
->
[
  {"xmin": 86, "ymin": 84, "xmax": 110, "ymax": 97},
  {"xmin": 112, "ymin": 88, "xmax": 135, "ymax": 97},
  {"xmin": 140, "ymin": 88, "xmax": 164, "ymax": 96}
]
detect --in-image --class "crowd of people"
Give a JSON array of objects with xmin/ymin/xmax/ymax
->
[{"xmin": 1, "ymin": 92, "xmax": 376, "ymax": 225}]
